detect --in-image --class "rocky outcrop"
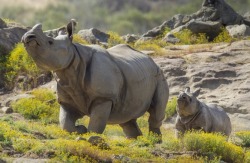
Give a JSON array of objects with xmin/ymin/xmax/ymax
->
[
  {"xmin": 155, "ymin": 40, "xmax": 250, "ymax": 131},
  {"xmin": 141, "ymin": 0, "xmax": 250, "ymax": 43},
  {"xmin": 77, "ymin": 28, "xmax": 110, "ymax": 44},
  {"xmin": 0, "ymin": 18, "xmax": 28, "ymax": 89}
]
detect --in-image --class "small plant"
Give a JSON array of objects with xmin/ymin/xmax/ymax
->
[
  {"xmin": 133, "ymin": 39, "xmax": 168, "ymax": 56},
  {"xmin": 107, "ymin": 31, "xmax": 125, "ymax": 47},
  {"xmin": 11, "ymin": 88, "xmax": 59, "ymax": 123},
  {"xmin": 183, "ymin": 131, "xmax": 245, "ymax": 163},
  {"xmin": 213, "ymin": 27, "xmax": 235, "ymax": 43},
  {"xmin": 5, "ymin": 43, "xmax": 41, "ymax": 87},
  {"xmin": 165, "ymin": 97, "xmax": 177, "ymax": 120},
  {"xmin": 73, "ymin": 34, "xmax": 89, "ymax": 45},
  {"xmin": 235, "ymin": 131, "xmax": 250, "ymax": 147},
  {"xmin": 174, "ymin": 29, "xmax": 209, "ymax": 45}
]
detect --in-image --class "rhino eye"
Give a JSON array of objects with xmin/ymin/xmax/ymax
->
[{"xmin": 48, "ymin": 40, "xmax": 53, "ymax": 45}]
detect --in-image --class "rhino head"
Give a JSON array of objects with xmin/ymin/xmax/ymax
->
[
  {"xmin": 176, "ymin": 87, "xmax": 201, "ymax": 117},
  {"xmin": 22, "ymin": 20, "xmax": 76, "ymax": 71}
]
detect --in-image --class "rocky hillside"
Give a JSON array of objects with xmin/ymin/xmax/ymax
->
[{"xmin": 153, "ymin": 40, "xmax": 250, "ymax": 132}]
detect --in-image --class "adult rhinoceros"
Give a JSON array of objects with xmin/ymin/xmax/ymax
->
[{"xmin": 22, "ymin": 20, "xmax": 169, "ymax": 139}]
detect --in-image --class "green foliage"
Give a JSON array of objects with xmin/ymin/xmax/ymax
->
[
  {"xmin": 72, "ymin": 34, "xmax": 89, "ymax": 45},
  {"xmin": 133, "ymin": 39, "xmax": 168, "ymax": 56},
  {"xmin": 235, "ymin": 131, "xmax": 250, "ymax": 147},
  {"xmin": 5, "ymin": 43, "xmax": 40, "ymax": 85},
  {"xmin": 174, "ymin": 29, "xmax": 209, "ymax": 45},
  {"xmin": 12, "ymin": 88, "xmax": 59, "ymax": 123},
  {"xmin": 107, "ymin": 31, "xmax": 125, "ymax": 47},
  {"xmin": 165, "ymin": 97, "xmax": 177, "ymax": 120},
  {"xmin": 183, "ymin": 131, "xmax": 245, "ymax": 163},
  {"xmin": 213, "ymin": 27, "xmax": 235, "ymax": 43}
]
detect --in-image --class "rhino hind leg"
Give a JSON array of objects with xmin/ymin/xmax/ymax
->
[
  {"xmin": 148, "ymin": 77, "xmax": 169, "ymax": 139},
  {"xmin": 119, "ymin": 119, "xmax": 142, "ymax": 138},
  {"xmin": 59, "ymin": 105, "xmax": 87, "ymax": 134}
]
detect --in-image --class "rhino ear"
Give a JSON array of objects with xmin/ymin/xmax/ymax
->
[
  {"xmin": 193, "ymin": 89, "xmax": 201, "ymax": 97},
  {"xmin": 66, "ymin": 19, "xmax": 77, "ymax": 41}
]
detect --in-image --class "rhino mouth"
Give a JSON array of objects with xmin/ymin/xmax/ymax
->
[{"xmin": 22, "ymin": 35, "xmax": 40, "ymax": 47}]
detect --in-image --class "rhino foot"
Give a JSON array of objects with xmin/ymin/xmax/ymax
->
[{"xmin": 76, "ymin": 125, "xmax": 87, "ymax": 134}]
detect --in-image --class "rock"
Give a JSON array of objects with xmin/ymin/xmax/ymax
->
[
  {"xmin": 0, "ymin": 18, "xmax": 7, "ymax": 28},
  {"xmin": 226, "ymin": 24, "xmax": 250, "ymax": 38},
  {"xmin": 88, "ymin": 136, "xmax": 110, "ymax": 150},
  {"xmin": 75, "ymin": 136, "xmax": 87, "ymax": 141},
  {"xmin": 44, "ymin": 26, "xmax": 67, "ymax": 38},
  {"xmin": 0, "ymin": 27, "xmax": 27, "ymax": 53},
  {"xmin": 163, "ymin": 33, "xmax": 180, "ymax": 44},
  {"xmin": 112, "ymin": 155, "xmax": 130, "ymax": 162},
  {"xmin": 1, "ymin": 107, "xmax": 13, "ymax": 114},
  {"xmin": 156, "ymin": 40, "xmax": 250, "ymax": 131},
  {"xmin": 244, "ymin": 12, "xmax": 250, "ymax": 20},
  {"xmin": 122, "ymin": 34, "xmax": 140, "ymax": 43},
  {"xmin": 142, "ymin": 0, "xmax": 246, "ymax": 41},
  {"xmin": 2, "ymin": 93, "xmax": 34, "ymax": 107},
  {"xmin": 77, "ymin": 28, "xmax": 110, "ymax": 44}
]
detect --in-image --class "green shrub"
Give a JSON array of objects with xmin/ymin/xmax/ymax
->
[
  {"xmin": 165, "ymin": 97, "xmax": 177, "ymax": 120},
  {"xmin": 12, "ymin": 88, "xmax": 59, "ymax": 123},
  {"xmin": 235, "ymin": 131, "xmax": 250, "ymax": 147},
  {"xmin": 73, "ymin": 34, "xmax": 89, "ymax": 45},
  {"xmin": 174, "ymin": 29, "xmax": 209, "ymax": 45},
  {"xmin": 183, "ymin": 131, "xmax": 245, "ymax": 163},
  {"xmin": 107, "ymin": 31, "xmax": 125, "ymax": 47},
  {"xmin": 213, "ymin": 27, "xmax": 235, "ymax": 43},
  {"xmin": 5, "ymin": 43, "xmax": 41, "ymax": 86}
]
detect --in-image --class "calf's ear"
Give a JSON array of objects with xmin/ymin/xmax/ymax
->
[
  {"xmin": 66, "ymin": 19, "xmax": 77, "ymax": 42},
  {"xmin": 193, "ymin": 89, "xmax": 201, "ymax": 97}
]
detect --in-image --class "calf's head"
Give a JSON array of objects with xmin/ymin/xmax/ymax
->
[
  {"xmin": 22, "ymin": 21, "xmax": 75, "ymax": 71},
  {"xmin": 176, "ymin": 87, "xmax": 200, "ymax": 117}
]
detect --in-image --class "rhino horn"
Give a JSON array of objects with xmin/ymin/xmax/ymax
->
[
  {"xmin": 33, "ymin": 23, "xmax": 43, "ymax": 31},
  {"xmin": 184, "ymin": 87, "xmax": 190, "ymax": 93}
]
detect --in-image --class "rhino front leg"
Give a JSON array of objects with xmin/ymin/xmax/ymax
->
[
  {"xmin": 88, "ymin": 100, "xmax": 112, "ymax": 133},
  {"xmin": 59, "ymin": 105, "xmax": 87, "ymax": 134},
  {"xmin": 119, "ymin": 119, "xmax": 142, "ymax": 138}
]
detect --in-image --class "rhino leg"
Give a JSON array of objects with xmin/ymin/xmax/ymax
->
[
  {"xmin": 88, "ymin": 100, "xmax": 112, "ymax": 134},
  {"xmin": 59, "ymin": 105, "xmax": 87, "ymax": 134},
  {"xmin": 119, "ymin": 119, "xmax": 142, "ymax": 138},
  {"xmin": 148, "ymin": 78, "xmax": 169, "ymax": 137}
]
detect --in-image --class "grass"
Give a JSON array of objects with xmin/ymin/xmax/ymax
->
[
  {"xmin": 165, "ymin": 97, "xmax": 177, "ymax": 120},
  {"xmin": 11, "ymin": 88, "xmax": 59, "ymax": 124},
  {"xmin": 1, "ymin": 89, "xmax": 249, "ymax": 162}
]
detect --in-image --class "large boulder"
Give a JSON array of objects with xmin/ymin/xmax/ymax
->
[
  {"xmin": 0, "ymin": 20, "xmax": 28, "ymax": 89},
  {"xmin": 226, "ymin": 24, "xmax": 250, "ymax": 38},
  {"xmin": 77, "ymin": 28, "xmax": 110, "ymax": 44},
  {"xmin": 0, "ymin": 18, "xmax": 7, "ymax": 28},
  {"xmin": 142, "ymin": 0, "xmax": 247, "ymax": 42}
]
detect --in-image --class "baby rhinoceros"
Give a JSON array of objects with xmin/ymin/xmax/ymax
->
[
  {"xmin": 21, "ymin": 20, "xmax": 169, "ymax": 141},
  {"xmin": 175, "ymin": 87, "xmax": 231, "ymax": 138}
]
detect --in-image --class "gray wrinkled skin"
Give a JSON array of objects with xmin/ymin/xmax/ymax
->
[
  {"xmin": 21, "ymin": 21, "xmax": 169, "ymax": 140},
  {"xmin": 175, "ymin": 87, "xmax": 231, "ymax": 138}
]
